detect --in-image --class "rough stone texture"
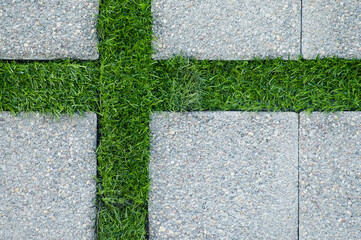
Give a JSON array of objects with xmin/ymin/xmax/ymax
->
[
  {"xmin": 152, "ymin": 0, "xmax": 301, "ymax": 60},
  {"xmin": 0, "ymin": 112, "xmax": 97, "ymax": 240},
  {"xmin": 302, "ymin": 0, "xmax": 361, "ymax": 59},
  {"xmin": 149, "ymin": 112, "xmax": 298, "ymax": 239},
  {"xmin": 299, "ymin": 112, "xmax": 361, "ymax": 239},
  {"xmin": 0, "ymin": 0, "xmax": 99, "ymax": 60}
]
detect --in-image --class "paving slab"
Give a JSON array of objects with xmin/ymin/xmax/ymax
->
[
  {"xmin": 299, "ymin": 112, "xmax": 361, "ymax": 239},
  {"xmin": 149, "ymin": 112, "xmax": 298, "ymax": 239},
  {"xmin": 302, "ymin": 0, "xmax": 361, "ymax": 59},
  {"xmin": 0, "ymin": 112, "xmax": 97, "ymax": 240},
  {"xmin": 0, "ymin": 0, "xmax": 99, "ymax": 60},
  {"xmin": 152, "ymin": 0, "xmax": 301, "ymax": 60}
]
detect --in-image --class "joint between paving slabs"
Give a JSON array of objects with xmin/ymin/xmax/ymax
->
[
  {"xmin": 297, "ymin": 113, "xmax": 300, "ymax": 240},
  {"xmin": 300, "ymin": 0, "xmax": 303, "ymax": 57}
]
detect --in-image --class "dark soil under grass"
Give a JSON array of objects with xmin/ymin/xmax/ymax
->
[{"xmin": 1, "ymin": 0, "xmax": 361, "ymax": 239}]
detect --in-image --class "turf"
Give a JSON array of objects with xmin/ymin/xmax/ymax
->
[{"xmin": 1, "ymin": 0, "xmax": 361, "ymax": 239}]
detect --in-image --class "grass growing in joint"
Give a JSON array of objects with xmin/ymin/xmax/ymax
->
[{"xmin": 1, "ymin": 0, "xmax": 361, "ymax": 239}]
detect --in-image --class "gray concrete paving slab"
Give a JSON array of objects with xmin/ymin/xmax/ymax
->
[
  {"xmin": 0, "ymin": 0, "xmax": 99, "ymax": 60},
  {"xmin": 0, "ymin": 112, "xmax": 97, "ymax": 240},
  {"xmin": 152, "ymin": 0, "xmax": 301, "ymax": 60},
  {"xmin": 302, "ymin": 0, "xmax": 361, "ymax": 59},
  {"xmin": 149, "ymin": 111, "xmax": 298, "ymax": 239},
  {"xmin": 299, "ymin": 112, "xmax": 361, "ymax": 239}
]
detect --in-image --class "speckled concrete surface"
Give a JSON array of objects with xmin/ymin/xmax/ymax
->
[
  {"xmin": 0, "ymin": 112, "xmax": 97, "ymax": 240},
  {"xmin": 0, "ymin": 0, "xmax": 98, "ymax": 60},
  {"xmin": 149, "ymin": 112, "xmax": 298, "ymax": 239},
  {"xmin": 152, "ymin": 0, "xmax": 301, "ymax": 60},
  {"xmin": 299, "ymin": 112, "xmax": 361, "ymax": 239},
  {"xmin": 302, "ymin": 0, "xmax": 361, "ymax": 59}
]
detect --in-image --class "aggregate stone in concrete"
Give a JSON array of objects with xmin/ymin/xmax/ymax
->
[
  {"xmin": 152, "ymin": 0, "xmax": 301, "ymax": 60},
  {"xmin": 0, "ymin": 0, "xmax": 99, "ymax": 60},
  {"xmin": 299, "ymin": 112, "xmax": 361, "ymax": 239},
  {"xmin": 302, "ymin": 0, "xmax": 361, "ymax": 59},
  {"xmin": 149, "ymin": 112, "xmax": 298, "ymax": 239},
  {"xmin": 0, "ymin": 112, "xmax": 97, "ymax": 240}
]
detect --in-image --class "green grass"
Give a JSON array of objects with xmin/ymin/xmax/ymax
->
[{"xmin": 1, "ymin": 0, "xmax": 361, "ymax": 239}]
